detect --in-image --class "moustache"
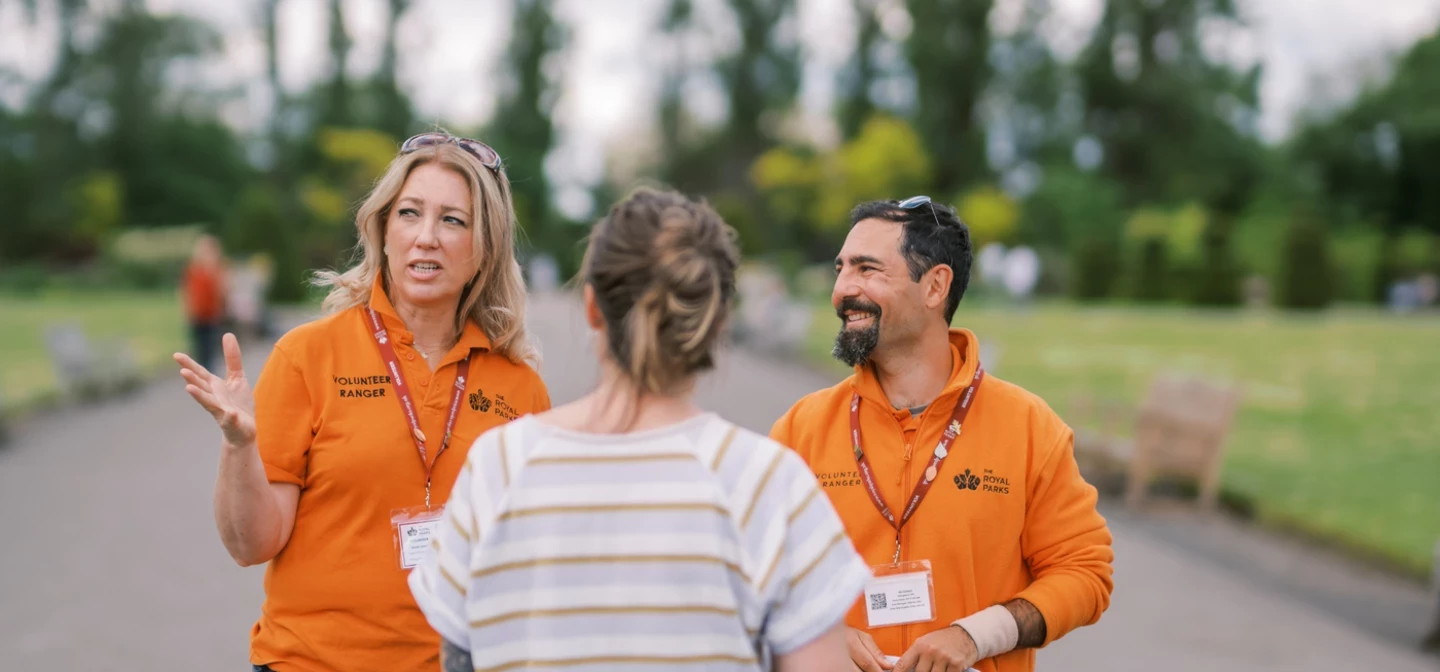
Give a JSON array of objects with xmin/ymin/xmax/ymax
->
[{"xmin": 836, "ymin": 297, "xmax": 882, "ymax": 320}]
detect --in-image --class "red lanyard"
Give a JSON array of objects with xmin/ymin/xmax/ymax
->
[
  {"xmin": 365, "ymin": 307, "xmax": 472, "ymax": 508},
  {"xmin": 850, "ymin": 366, "xmax": 984, "ymax": 563}
]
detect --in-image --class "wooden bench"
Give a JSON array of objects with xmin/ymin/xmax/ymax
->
[
  {"xmin": 1072, "ymin": 373, "xmax": 1241, "ymax": 509},
  {"xmin": 44, "ymin": 323, "xmax": 142, "ymax": 401}
]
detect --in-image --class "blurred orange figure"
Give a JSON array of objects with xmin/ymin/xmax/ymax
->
[{"xmin": 182, "ymin": 234, "xmax": 228, "ymax": 371}]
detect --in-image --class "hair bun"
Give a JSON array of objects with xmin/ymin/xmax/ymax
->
[{"xmin": 582, "ymin": 187, "xmax": 739, "ymax": 396}]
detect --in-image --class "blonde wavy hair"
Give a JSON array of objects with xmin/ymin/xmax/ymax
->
[{"xmin": 312, "ymin": 142, "xmax": 538, "ymax": 366}]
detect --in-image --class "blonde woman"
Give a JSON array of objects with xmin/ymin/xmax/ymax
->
[
  {"xmin": 173, "ymin": 133, "xmax": 551, "ymax": 672},
  {"xmin": 410, "ymin": 188, "xmax": 868, "ymax": 671}
]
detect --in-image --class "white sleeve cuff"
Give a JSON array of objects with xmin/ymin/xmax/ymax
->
[{"xmin": 952, "ymin": 604, "xmax": 1019, "ymax": 660}]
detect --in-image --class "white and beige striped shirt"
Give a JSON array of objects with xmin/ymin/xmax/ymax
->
[{"xmin": 409, "ymin": 412, "xmax": 870, "ymax": 671}]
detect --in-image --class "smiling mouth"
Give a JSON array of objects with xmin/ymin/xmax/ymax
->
[
  {"xmin": 410, "ymin": 262, "xmax": 441, "ymax": 273},
  {"xmin": 842, "ymin": 311, "xmax": 877, "ymax": 327}
]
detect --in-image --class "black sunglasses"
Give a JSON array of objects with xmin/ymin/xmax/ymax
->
[
  {"xmin": 400, "ymin": 133, "xmax": 503, "ymax": 172},
  {"xmin": 898, "ymin": 194, "xmax": 944, "ymax": 229}
]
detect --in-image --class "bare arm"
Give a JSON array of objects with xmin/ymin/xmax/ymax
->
[
  {"xmin": 213, "ymin": 443, "xmax": 299, "ymax": 566},
  {"xmin": 1004, "ymin": 598, "xmax": 1047, "ymax": 649},
  {"xmin": 177, "ymin": 334, "xmax": 300, "ymax": 566},
  {"xmin": 776, "ymin": 622, "xmax": 852, "ymax": 672}
]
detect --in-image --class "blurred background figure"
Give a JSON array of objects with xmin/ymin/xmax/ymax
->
[{"xmin": 182, "ymin": 234, "xmax": 228, "ymax": 372}]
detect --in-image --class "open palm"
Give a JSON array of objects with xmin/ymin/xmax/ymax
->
[{"xmin": 175, "ymin": 333, "xmax": 257, "ymax": 447}]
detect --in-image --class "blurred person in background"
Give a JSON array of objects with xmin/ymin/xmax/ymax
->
[
  {"xmin": 182, "ymin": 233, "xmax": 228, "ymax": 372},
  {"xmin": 409, "ymin": 187, "xmax": 869, "ymax": 671},
  {"xmin": 771, "ymin": 197, "xmax": 1114, "ymax": 672},
  {"xmin": 173, "ymin": 132, "xmax": 551, "ymax": 672}
]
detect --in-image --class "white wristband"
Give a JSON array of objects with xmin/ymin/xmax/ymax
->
[{"xmin": 952, "ymin": 604, "xmax": 1019, "ymax": 660}]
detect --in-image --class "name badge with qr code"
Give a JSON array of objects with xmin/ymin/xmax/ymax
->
[
  {"xmin": 864, "ymin": 559, "xmax": 936, "ymax": 628},
  {"xmin": 390, "ymin": 506, "xmax": 443, "ymax": 570}
]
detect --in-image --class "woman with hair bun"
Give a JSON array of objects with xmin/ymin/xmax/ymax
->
[{"xmin": 410, "ymin": 187, "xmax": 869, "ymax": 671}]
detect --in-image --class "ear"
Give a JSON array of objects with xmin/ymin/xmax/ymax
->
[
  {"xmin": 583, "ymin": 284, "xmax": 605, "ymax": 331},
  {"xmin": 924, "ymin": 264, "xmax": 953, "ymax": 315}
]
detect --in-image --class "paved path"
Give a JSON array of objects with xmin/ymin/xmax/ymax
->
[{"xmin": 1, "ymin": 293, "xmax": 1435, "ymax": 670}]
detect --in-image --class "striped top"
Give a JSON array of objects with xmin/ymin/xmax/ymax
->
[{"xmin": 408, "ymin": 412, "xmax": 870, "ymax": 671}]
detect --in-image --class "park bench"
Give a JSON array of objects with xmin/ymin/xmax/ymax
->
[
  {"xmin": 43, "ymin": 323, "xmax": 142, "ymax": 401},
  {"xmin": 1072, "ymin": 372, "xmax": 1241, "ymax": 509}
]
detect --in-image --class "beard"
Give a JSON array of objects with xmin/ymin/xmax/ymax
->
[{"xmin": 832, "ymin": 297, "xmax": 882, "ymax": 367}]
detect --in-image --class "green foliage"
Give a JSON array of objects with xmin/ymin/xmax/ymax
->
[
  {"xmin": 906, "ymin": 0, "xmax": 995, "ymax": 193},
  {"xmin": 1275, "ymin": 209, "xmax": 1334, "ymax": 310},
  {"xmin": 1132, "ymin": 237, "xmax": 1169, "ymax": 302},
  {"xmin": 750, "ymin": 115, "xmax": 932, "ymax": 257},
  {"xmin": 1075, "ymin": 0, "xmax": 1262, "ymax": 211},
  {"xmin": 1071, "ymin": 238, "xmax": 1121, "ymax": 301},
  {"xmin": 956, "ymin": 184, "xmax": 1020, "ymax": 249},
  {"xmin": 1191, "ymin": 215, "xmax": 1244, "ymax": 307}
]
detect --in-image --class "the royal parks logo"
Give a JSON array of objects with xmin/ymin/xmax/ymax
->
[
  {"xmin": 956, "ymin": 468, "xmax": 1012, "ymax": 495},
  {"xmin": 468, "ymin": 389, "xmax": 492, "ymax": 413}
]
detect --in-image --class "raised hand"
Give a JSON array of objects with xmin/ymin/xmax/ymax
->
[{"xmin": 175, "ymin": 333, "xmax": 257, "ymax": 448}]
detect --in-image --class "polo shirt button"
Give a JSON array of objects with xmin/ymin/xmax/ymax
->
[{"xmin": 406, "ymin": 353, "xmax": 415, "ymax": 361}]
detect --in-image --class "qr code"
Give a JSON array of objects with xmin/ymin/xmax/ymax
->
[{"xmin": 869, "ymin": 593, "xmax": 887, "ymax": 610}]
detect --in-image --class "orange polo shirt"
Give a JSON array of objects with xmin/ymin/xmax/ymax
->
[
  {"xmin": 770, "ymin": 329, "xmax": 1113, "ymax": 672},
  {"xmin": 250, "ymin": 277, "xmax": 551, "ymax": 672}
]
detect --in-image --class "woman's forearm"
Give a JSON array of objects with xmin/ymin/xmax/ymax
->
[{"xmin": 213, "ymin": 440, "xmax": 290, "ymax": 566}]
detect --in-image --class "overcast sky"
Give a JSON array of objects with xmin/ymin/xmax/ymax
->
[{"xmin": 2, "ymin": 0, "xmax": 1438, "ymax": 214}]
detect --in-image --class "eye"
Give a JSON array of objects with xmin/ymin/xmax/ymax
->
[
  {"xmin": 443, "ymin": 215, "xmax": 468, "ymax": 227},
  {"xmin": 397, "ymin": 208, "xmax": 419, "ymax": 218}
]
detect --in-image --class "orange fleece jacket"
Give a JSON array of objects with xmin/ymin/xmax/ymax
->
[{"xmin": 770, "ymin": 329, "xmax": 1113, "ymax": 672}]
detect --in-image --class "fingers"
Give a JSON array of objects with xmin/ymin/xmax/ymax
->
[
  {"xmin": 222, "ymin": 333, "xmax": 244, "ymax": 379},
  {"xmin": 848, "ymin": 630, "xmax": 886, "ymax": 672},
  {"xmin": 173, "ymin": 352, "xmax": 216, "ymax": 381},
  {"xmin": 184, "ymin": 384, "xmax": 226, "ymax": 418},
  {"xmin": 861, "ymin": 632, "xmax": 891, "ymax": 670},
  {"xmin": 894, "ymin": 647, "xmax": 920, "ymax": 672},
  {"xmin": 178, "ymin": 367, "xmax": 214, "ymax": 395}
]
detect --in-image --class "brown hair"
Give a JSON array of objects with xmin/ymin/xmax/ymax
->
[
  {"xmin": 582, "ymin": 187, "xmax": 739, "ymax": 396},
  {"xmin": 312, "ymin": 141, "xmax": 537, "ymax": 365}
]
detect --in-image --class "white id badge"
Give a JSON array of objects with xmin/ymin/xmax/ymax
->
[
  {"xmin": 390, "ymin": 506, "xmax": 443, "ymax": 570},
  {"xmin": 864, "ymin": 559, "xmax": 936, "ymax": 628}
]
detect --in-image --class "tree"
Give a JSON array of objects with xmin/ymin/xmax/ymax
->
[
  {"xmin": 490, "ymin": 0, "xmax": 567, "ymax": 264},
  {"xmin": 905, "ymin": 0, "xmax": 995, "ymax": 194},
  {"xmin": 1075, "ymin": 0, "xmax": 1263, "ymax": 306},
  {"xmin": 373, "ymin": 0, "xmax": 415, "ymax": 140},
  {"xmin": 836, "ymin": 0, "xmax": 884, "ymax": 140},
  {"xmin": 1275, "ymin": 208, "xmax": 1334, "ymax": 310},
  {"xmin": 1292, "ymin": 28, "xmax": 1440, "ymax": 302}
]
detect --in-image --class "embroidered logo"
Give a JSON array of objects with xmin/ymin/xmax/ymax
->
[
  {"xmin": 954, "ymin": 468, "xmax": 980, "ymax": 491},
  {"xmin": 469, "ymin": 389, "xmax": 492, "ymax": 413}
]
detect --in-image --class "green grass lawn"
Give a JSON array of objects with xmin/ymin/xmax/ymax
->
[
  {"xmin": 804, "ymin": 300, "xmax": 1440, "ymax": 575},
  {"xmin": 0, "ymin": 291, "xmax": 186, "ymax": 408}
]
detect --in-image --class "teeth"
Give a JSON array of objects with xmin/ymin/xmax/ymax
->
[{"xmin": 413, "ymin": 263, "xmax": 439, "ymax": 272}]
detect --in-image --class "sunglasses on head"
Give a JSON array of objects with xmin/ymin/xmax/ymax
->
[
  {"xmin": 898, "ymin": 194, "xmax": 944, "ymax": 229},
  {"xmin": 400, "ymin": 132, "xmax": 503, "ymax": 172}
]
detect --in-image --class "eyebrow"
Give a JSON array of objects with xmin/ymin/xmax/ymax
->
[
  {"xmin": 397, "ymin": 196, "xmax": 472, "ymax": 218},
  {"xmin": 835, "ymin": 254, "xmax": 884, "ymax": 268}
]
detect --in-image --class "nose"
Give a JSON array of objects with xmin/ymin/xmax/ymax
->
[
  {"xmin": 832, "ymin": 267, "xmax": 861, "ymax": 309},
  {"xmin": 415, "ymin": 216, "xmax": 440, "ymax": 249}
]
